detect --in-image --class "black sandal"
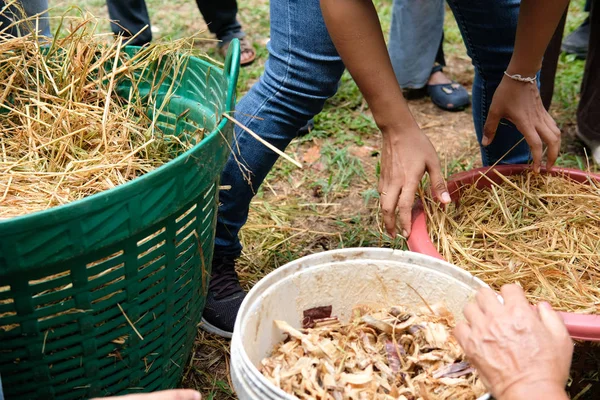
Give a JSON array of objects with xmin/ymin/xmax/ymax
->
[{"xmin": 426, "ymin": 65, "xmax": 470, "ymax": 111}]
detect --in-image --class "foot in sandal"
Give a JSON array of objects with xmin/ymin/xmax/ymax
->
[
  {"xmin": 219, "ymin": 36, "xmax": 256, "ymax": 66},
  {"xmin": 92, "ymin": 389, "xmax": 202, "ymax": 400}
]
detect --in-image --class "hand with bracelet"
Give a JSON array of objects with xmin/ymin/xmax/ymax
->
[{"xmin": 483, "ymin": 0, "xmax": 568, "ymax": 172}]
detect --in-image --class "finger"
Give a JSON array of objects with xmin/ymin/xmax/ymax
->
[
  {"xmin": 380, "ymin": 184, "xmax": 402, "ymax": 237},
  {"xmin": 475, "ymin": 287, "xmax": 503, "ymax": 315},
  {"xmin": 539, "ymin": 125, "xmax": 560, "ymax": 170},
  {"xmin": 500, "ymin": 284, "xmax": 530, "ymax": 308},
  {"xmin": 453, "ymin": 322, "xmax": 472, "ymax": 349},
  {"xmin": 482, "ymin": 109, "xmax": 501, "ymax": 147},
  {"xmin": 520, "ymin": 124, "xmax": 543, "ymax": 173},
  {"xmin": 93, "ymin": 390, "xmax": 202, "ymax": 400},
  {"xmin": 398, "ymin": 179, "xmax": 418, "ymax": 237},
  {"xmin": 463, "ymin": 302, "xmax": 486, "ymax": 327},
  {"xmin": 544, "ymin": 112, "xmax": 561, "ymax": 137},
  {"xmin": 427, "ymin": 159, "xmax": 451, "ymax": 204},
  {"xmin": 542, "ymin": 117, "xmax": 562, "ymax": 169},
  {"xmin": 537, "ymin": 302, "xmax": 571, "ymax": 341}
]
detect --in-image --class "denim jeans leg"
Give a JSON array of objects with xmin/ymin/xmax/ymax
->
[
  {"xmin": 214, "ymin": 0, "xmax": 345, "ymax": 258},
  {"xmin": 0, "ymin": 0, "xmax": 50, "ymax": 37},
  {"xmin": 106, "ymin": 0, "xmax": 153, "ymax": 46},
  {"xmin": 195, "ymin": 0, "xmax": 243, "ymax": 43},
  {"xmin": 435, "ymin": 33, "xmax": 446, "ymax": 67},
  {"xmin": 577, "ymin": 0, "xmax": 600, "ymax": 140},
  {"xmin": 388, "ymin": 0, "xmax": 445, "ymax": 89},
  {"xmin": 447, "ymin": 0, "xmax": 531, "ymax": 165}
]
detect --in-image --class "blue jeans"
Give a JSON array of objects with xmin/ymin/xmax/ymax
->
[
  {"xmin": 388, "ymin": 0, "xmax": 445, "ymax": 89},
  {"xmin": 0, "ymin": 0, "xmax": 51, "ymax": 37},
  {"xmin": 215, "ymin": 0, "xmax": 531, "ymax": 258}
]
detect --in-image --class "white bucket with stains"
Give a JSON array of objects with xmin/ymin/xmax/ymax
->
[{"xmin": 230, "ymin": 248, "xmax": 488, "ymax": 400}]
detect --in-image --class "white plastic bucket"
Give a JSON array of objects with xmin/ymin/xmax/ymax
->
[{"xmin": 230, "ymin": 248, "xmax": 488, "ymax": 400}]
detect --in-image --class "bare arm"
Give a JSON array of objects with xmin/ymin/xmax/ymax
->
[
  {"xmin": 320, "ymin": 0, "xmax": 450, "ymax": 237},
  {"xmin": 319, "ymin": 0, "xmax": 411, "ymax": 131},
  {"xmin": 508, "ymin": 0, "xmax": 571, "ymax": 77}
]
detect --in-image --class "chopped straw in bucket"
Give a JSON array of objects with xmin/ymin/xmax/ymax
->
[
  {"xmin": 261, "ymin": 304, "xmax": 486, "ymax": 399},
  {"xmin": 423, "ymin": 171, "xmax": 600, "ymax": 313},
  {"xmin": 0, "ymin": 10, "xmax": 205, "ymax": 218}
]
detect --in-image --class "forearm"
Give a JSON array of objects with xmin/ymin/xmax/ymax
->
[
  {"xmin": 507, "ymin": 0, "xmax": 570, "ymax": 76},
  {"xmin": 320, "ymin": 0, "xmax": 417, "ymax": 133}
]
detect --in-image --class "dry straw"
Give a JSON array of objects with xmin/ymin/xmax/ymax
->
[
  {"xmin": 424, "ymin": 171, "xmax": 600, "ymax": 313},
  {"xmin": 0, "ymin": 8, "xmax": 202, "ymax": 218}
]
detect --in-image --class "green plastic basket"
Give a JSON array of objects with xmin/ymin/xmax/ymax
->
[{"xmin": 0, "ymin": 40, "xmax": 240, "ymax": 399}]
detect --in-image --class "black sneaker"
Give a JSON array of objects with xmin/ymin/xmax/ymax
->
[
  {"xmin": 200, "ymin": 256, "xmax": 246, "ymax": 339},
  {"xmin": 562, "ymin": 17, "xmax": 590, "ymax": 59}
]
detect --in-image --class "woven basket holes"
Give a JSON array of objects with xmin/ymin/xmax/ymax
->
[
  {"xmin": 173, "ymin": 203, "xmax": 201, "ymax": 295},
  {"xmin": 87, "ymin": 251, "xmax": 126, "ymax": 303},
  {"xmin": 0, "ymin": 288, "xmax": 16, "ymax": 332},
  {"xmin": 137, "ymin": 227, "xmax": 167, "ymax": 280},
  {"xmin": 28, "ymin": 271, "xmax": 83, "ymax": 329}
]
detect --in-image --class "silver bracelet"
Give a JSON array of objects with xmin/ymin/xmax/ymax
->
[{"xmin": 504, "ymin": 71, "xmax": 537, "ymax": 84}]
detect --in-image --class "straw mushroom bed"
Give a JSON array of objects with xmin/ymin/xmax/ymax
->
[
  {"xmin": 0, "ymin": 14, "xmax": 203, "ymax": 218},
  {"xmin": 260, "ymin": 305, "xmax": 485, "ymax": 400},
  {"xmin": 424, "ymin": 171, "xmax": 600, "ymax": 313}
]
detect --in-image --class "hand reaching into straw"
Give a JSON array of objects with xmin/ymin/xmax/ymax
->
[
  {"xmin": 92, "ymin": 389, "xmax": 201, "ymax": 400},
  {"xmin": 483, "ymin": 75, "xmax": 561, "ymax": 173},
  {"xmin": 378, "ymin": 125, "xmax": 451, "ymax": 238},
  {"xmin": 454, "ymin": 285, "xmax": 572, "ymax": 400}
]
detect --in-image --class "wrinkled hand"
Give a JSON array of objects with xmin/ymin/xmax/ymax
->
[
  {"xmin": 454, "ymin": 285, "xmax": 572, "ymax": 400},
  {"xmin": 92, "ymin": 389, "xmax": 202, "ymax": 400},
  {"xmin": 483, "ymin": 75, "xmax": 561, "ymax": 172},
  {"xmin": 379, "ymin": 126, "xmax": 450, "ymax": 237}
]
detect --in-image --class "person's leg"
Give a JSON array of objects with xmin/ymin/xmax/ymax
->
[
  {"xmin": 388, "ymin": 0, "xmax": 445, "ymax": 89},
  {"xmin": 446, "ymin": 0, "xmax": 531, "ymax": 165},
  {"xmin": 388, "ymin": 0, "xmax": 469, "ymax": 111},
  {"xmin": 216, "ymin": 0, "xmax": 344, "ymax": 258},
  {"xmin": 576, "ymin": 0, "xmax": 600, "ymax": 163},
  {"xmin": 426, "ymin": 31, "xmax": 470, "ymax": 111},
  {"xmin": 106, "ymin": 0, "xmax": 152, "ymax": 46},
  {"xmin": 194, "ymin": 0, "xmax": 243, "ymax": 43},
  {"xmin": 562, "ymin": 0, "xmax": 591, "ymax": 59},
  {"xmin": 202, "ymin": 0, "xmax": 345, "ymax": 336},
  {"xmin": 0, "ymin": 0, "xmax": 50, "ymax": 37},
  {"xmin": 21, "ymin": 0, "xmax": 50, "ymax": 36},
  {"xmin": 194, "ymin": 0, "xmax": 256, "ymax": 66},
  {"xmin": 434, "ymin": 33, "xmax": 447, "ymax": 67}
]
